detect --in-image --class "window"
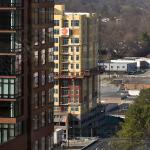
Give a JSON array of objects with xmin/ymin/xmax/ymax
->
[
  {"xmin": 54, "ymin": 29, "xmax": 59, "ymax": 35},
  {"xmin": 34, "ymin": 30, "xmax": 39, "ymax": 45},
  {"xmin": 62, "ymin": 80, "xmax": 68, "ymax": 86},
  {"xmin": 54, "ymin": 97, "xmax": 58, "ymax": 102},
  {"xmin": 76, "ymin": 64, "xmax": 79, "ymax": 69},
  {"xmin": 70, "ymin": 97, "xmax": 74, "ymax": 103},
  {"xmin": 76, "ymin": 55, "xmax": 79, "ymax": 60},
  {"xmin": 71, "ymin": 64, "xmax": 74, "ymax": 69},
  {"xmin": 48, "ymin": 8, "xmax": 53, "ymax": 23},
  {"xmin": 71, "ymin": 38, "xmax": 79, "ymax": 44},
  {"xmin": 41, "ymin": 71, "xmax": 45, "ymax": 86},
  {"xmin": 54, "ymin": 55, "xmax": 58, "ymax": 60},
  {"xmin": 76, "ymin": 47, "xmax": 79, "ymax": 52},
  {"xmin": 48, "ymin": 27, "xmax": 53, "ymax": 42},
  {"xmin": 63, "ymin": 20, "xmax": 69, "ymax": 27},
  {"xmin": 33, "ymin": 115, "xmax": 39, "ymax": 130},
  {"xmin": 111, "ymin": 66, "xmax": 113, "ymax": 68},
  {"xmin": 55, "ymin": 63, "xmax": 58, "ymax": 69},
  {"xmin": 48, "ymin": 88, "xmax": 54, "ymax": 103},
  {"xmin": 54, "ymin": 80, "xmax": 58, "ymax": 85},
  {"xmin": 54, "ymin": 89, "xmax": 58, "ymax": 94},
  {"xmin": 117, "ymin": 66, "xmax": 120, "ymax": 69},
  {"xmin": 71, "ymin": 106, "xmax": 79, "ymax": 111},
  {"xmin": 16, "ymin": 54, "xmax": 22, "ymax": 74},
  {"xmin": 34, "ymin": 51, "xmax": 38, "ymax": 66},
  {"xmin": 70, "ymin": 90, "xmax": 74, "ymax": 94},
  {"xmin": 41, "ymin": 28, "xmax": 46, "ymax": 44},
  {"xmin": 76, "ymin": 90, "xmax": 79, "ymax": 95},
  {"xmin": 71, "ymin": 55, "xmax": 73, "ymax": 61},
  {"xmin": 33, "ymin": 140, "xmax": 39, "ymax": 150},
  {"xmin": 41, "ymin": 49, "xmax": 45, "ymax": 65},
  {"xmin": 33, "ymin": 72, "xmax": 39, "ymax": 88},
  {"xmin": 0, "ymin": 123, "xmax": 23, "ymax": 144},
  {"xmin": 62, "ymin": 38, "xmax": 69, "ymax": 45},
  {"xmin": 33, "ymin": 8, "xmax": 39, "ymax": 24},
  {"xmin": 71, "ymin": 47, "xmax": 74, "ymax": 52},
  {"xmin": 41, "ymin": 112, "xmax": 46, "ymax": 128},
  {"xmin": 54, "ymin": 20, "xmax": 59, "ymax": 26},
  {"xmin": 0, "ymin": 78, "xmax": 15, "ymax": 99},
  {"xmin": 48, "ymin": 73, "xmax": 54, "ymax": 83},
  {"xmin": 41, "ymin": 137, "xmax": 46, "ymax": 150},
  {"xmin": 75, "ymin": 97, "xmax": 79, "ymax": 103},
  {"xmin": 48, "ymin": 109, "xmax": 53, "ymax": 124},
  {"xmin": 53, "ymin": 46, "xmax": 58, "ymax": 51},
  {"xmin": 48, "ymin": 48, "xmax": 53, "ymax": 62},
  {"xmin": 41, "ymin": 91, "xmax": 46, "ymax": 106},
  {"xmin": 62, "ymin": 47, "xmax": 68, "ymax": 53},
  {"xmin": 33, "ymin": 93, "xmax": 39, "ymax": 109},
  {"xmin": 71, "ymin": 20, "xmax": 79, "ymax": 26},
  {"xmin": 40, "ymin": 8, "xmax": 46, "ymax": 24},
  {"xmin": 62, "ymin": 89, "xmax": 68, "ymax": 95},
  {"xmin": 75, "ymin": 81, "xmax": 79, "ymax": 86},
  {"xmin": 54, "ymin": 38, "xmax": 59, "ymax": 43}
]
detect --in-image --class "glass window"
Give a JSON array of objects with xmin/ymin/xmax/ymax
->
[
  {"xmin": 33, "ymin": 140, "xmax": 39, "ymax": 150},
  {"xmin": 33, "ymin": 8, "xmax": 39, "ymax": 24},
  {"xmin": 41, "ymin": 91, "xmax": 46, "ymax": 106},
  {"xmin": 34, "ymin": 30, "xmax": 39, "ymax": 46},
  {"xmin": 71, "ymin": 55, "xmax": 73, "ymax": 61},
  {"xmin": 41, "ymin": 49, "xmax": 45, "ymax": 65},
  {"xmin": 0, "ymin": 78, "xmax": 15, "ymax": 99},
  {"xmin": 41, "ymin": 71, "xmax": 46, "ymax": 86},
  {"xmin": 54, "ymin": 20, "xmax": 59, "ymax": 26},
  {"xmin": 41, "ymin": 28, "xmax": 46, "ymax": 44},
  {"xmin": 54, "ymin": 38, "xmax": 59, "ymax": 43},
  {"xmin": 54, "ymin": 55, "xmax": 58, "ymax": 60},
  {"xmin": 33, "ymin": 72, "xmax": 39, "ymax": 88},
  {"xmin": 48, "ymin": 73, "xmax": 54, "ymax": 83},
  {"xmin": 76, "ymin": 55, "xmax": 79, "ymax": 60},
  {"xmin": 53, "ymin": 46, "xmax": 58, "ymax": 51},
  {"xmin": 48, "ymin": 109, "xmax": 53, "ymax": 124},
  {"xmin": 41, "ymin": 112, "xmax": 46, "ymax": 128},
  {"xmin": 71, "ymin": 38, "xmax": 79, "ymax": 44},
  {"xmin": 76, "ymin": 64, "xmax": 79, "ymax": 69},
  {"xmin": 71, "ymin": 20, "xmax": 79, "ymax": 26},
  {"xmin": 71, "ymin": 64, "xmax": 74, "ymax": 69},
  {"xmin": 40, "ymin": 8, "xmax": 46, "ymax": 24},
  {"xmin": 54, "ymin": 29, "xmax": 59, "ymax": 35},
  {"xmin": 33, "ymin": 115, "xmax": 39, "ymax": 130},
  {"xmin": 48, "ymin": 88, "xmax": 54, "ymax": 103},
  {"xmin": 41, "ymin": 137, "xmax": 46, "ymax": 150},
  {"xmin": 63, "ymin": 20, "xmax": 69, "ymax": 27},
  {"xmin": 55, "ymin": 63, "xmax": 58, "ymax": 69},
  {"xmin": 62, "ymin": 38, "xmax": 68, "ymax": 45},
  {"xmin": 34, "ymin": 51, "xmax": 38, "ymax": 66},
  {"xmin": 33, "ymin": 93, "xmax": 39, "ymax": 109}
]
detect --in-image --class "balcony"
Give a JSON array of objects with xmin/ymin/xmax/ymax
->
[
  {"xmin": 61, "ymin": 51, "xmax": 69, "ymax": 55},
  {"xmin": 62, "ymin": 60, "xmax": 69, "ymax": 63}
]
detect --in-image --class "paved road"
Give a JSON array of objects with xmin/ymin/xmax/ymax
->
[{"xmin": 84, "ymin": 140, "xmax": 108, "ymax": 150}]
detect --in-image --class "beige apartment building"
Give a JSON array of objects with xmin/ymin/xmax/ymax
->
[{"xmin": 53, "ymin": 4, "xmax": 100, "ymax": 138}]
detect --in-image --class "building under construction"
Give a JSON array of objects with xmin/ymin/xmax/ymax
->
[{"xmin": 54, "ymin": 4, "xmax": 102, "ymax": 139}]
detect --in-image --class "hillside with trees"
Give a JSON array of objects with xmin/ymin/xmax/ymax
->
[{"xmin": 56, "ymin": 0, "xmax": 150, "ymax": 58}]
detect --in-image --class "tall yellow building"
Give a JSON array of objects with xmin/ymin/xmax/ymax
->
[{"xmin": 54, "ymin": 4, "xmax": 100, "ymax": 138}]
